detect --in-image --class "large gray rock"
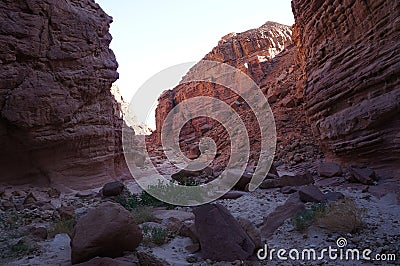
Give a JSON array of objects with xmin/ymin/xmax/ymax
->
[
  {"xmin": 193, "ymin": 203, "xmax": 255, "ymax": 261},
  {"xmin": 71, "ymin": 202, "xmax": 142, "ymax": 264}
]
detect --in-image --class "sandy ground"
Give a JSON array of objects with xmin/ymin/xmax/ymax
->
[{"xmin": 1, "ymin": 171, "xmax": 399, "ymax": 266}]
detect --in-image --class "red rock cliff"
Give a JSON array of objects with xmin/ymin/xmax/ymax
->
[
  {"xmin": 152, "ymin": 22, "xmax": 321, "ymax": 170},
  {"xmin": 292, "ymin": 0, "xmax": 400, "ymax": 177},
  {"xmin": 0, "ymin": 0, "xmax": 124, "ymax": 188}
]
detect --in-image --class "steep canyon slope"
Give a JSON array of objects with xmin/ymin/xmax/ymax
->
[
  {"xmin": 292, "ymin": 0, "xmax": 400, "ymax": 177},
  {"xmin": 0, "ymin": 0, "xmax": 125, "ymax": 189},
  {"xmin": 151, "ymin": 22, "xmax": 322, "ymax": 172}
]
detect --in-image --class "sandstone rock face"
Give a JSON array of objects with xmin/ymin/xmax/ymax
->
[
  {"xmin": 292, "ymin": 0, "xmax": 400, "ymax": 177},
  {"xmin": 151, "ymin": 22, "xmax": 322, "ymax": 171},
  {"xmin": 0, "ymin": 0, "xmax": 125, "ymax": 188},
  {"xmin": 203, "ymin": 22, "xmax": 292, "ymax": 84}
]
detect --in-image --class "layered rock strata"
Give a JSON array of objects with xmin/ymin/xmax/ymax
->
[
  {"xmin": 0, "ymin": 0, "xmax": 124, "ymax": 188},
  {"xmin": 292, "ymin": 0, "xmax": 400, "ymax": 177}
]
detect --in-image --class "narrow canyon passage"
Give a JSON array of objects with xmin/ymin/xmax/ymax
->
[{"xmin": 0, "ymin": 0, "xmax": 399, "ymax": 265}]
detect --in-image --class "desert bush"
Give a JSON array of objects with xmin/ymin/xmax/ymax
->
[
  {"xmin": 316, "ymin": 198, "xmax": 365, "ymax": 233},
  {"xmin": 116, "ymin": 187, "xmax": 174, "ymax": 210},
  {"xmin": 49, "ymin": 218, "xmax": 74, "ymax": 238},
  {"xmin": 10, "ymin": 238, "xmax": 38, "ymax": 257},
  {"xmin": 292, "ymin": 203, "xmax": 327, "ymax": 231},
  {"xmin": 178, "ymin": 176, "xmax": 200, "ymax": 187},
  {"xmin": 146, "ymin": 180, "xmax": 206, "ymax": 205},
  {"xmin": 142, "ymin": 225, "xmax": 169, "ymax": 245},
  {"xmin": 131, "ymin": 206, "xmax": 155, "ymax": 224}
]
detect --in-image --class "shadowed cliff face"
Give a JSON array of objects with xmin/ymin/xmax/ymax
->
[
  {"xmin": 0, "ymin": 0, "xmax": 125, "ymax": 189},
  {"xmin": 292, "ymin": 0, "xmax": 400, "ymax": 177}
]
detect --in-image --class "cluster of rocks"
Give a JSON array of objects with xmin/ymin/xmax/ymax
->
[{"xmin": 1, "ymin": 156, "xmax": 399, "ymax": 266}]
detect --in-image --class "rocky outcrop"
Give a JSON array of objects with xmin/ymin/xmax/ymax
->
[
  {"xmin": 203, "ymin": 22, "xmax": 292, "ymax": 84},
  {"xmin": 292, "ymin": 0, "xmax": 400, "ymax": 177},
  {"xmin": 151, "ymin": 22, "xmax": 322, "ymax": 170},
  {"xmin": 0, "ymin": 0, "xmax": 125, "ymax": 188}
]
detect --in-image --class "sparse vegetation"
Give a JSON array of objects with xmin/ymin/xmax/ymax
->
[
  {"xmin": 10, "ymin": 239, "xmax": 37, "ymax": 256},
  {"xmin": 146, "ymin": 180, "xmax": 206, "ymax": 205},
  {"xmin": 117, "ymin": 179, "xmax": 206, "ymax": 210},
  {"xmin": 49, "ymin": 218, "xmax": 74, "ymax": 238},
  {"xmin": 291, "ymin": 198, "xmax": 366, "ymax": 233},
  {"xmin": 178, "ymin": 176, "xmax": 200, "ymax": 187},
  {"xmin": 142, "ymin": 225, "xmax": 169, "ymax": 245},
  {"xmin": 316, "ymin": 198, "xmax": 366, "ymax": 233},
  {"xmin": 131, "ymin": 206, "xmax": 156, "ymax": 224},
  {"xmin": 116, "ymin": 184, "xmax": 177, "ymax": 211},
  {"xmin": 292, "ymin": 203, "xmax": 327, "ymax": 232}
]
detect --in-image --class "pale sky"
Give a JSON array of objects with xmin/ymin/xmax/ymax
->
[{"xmin": 96, "ymin": 0, "xmax": 294, "ymax": 103}]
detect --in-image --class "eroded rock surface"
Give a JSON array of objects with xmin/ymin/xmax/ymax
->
[
  {"xmin": 150, "ymin": 22, "xmax": 322, "ymax": 172},
  {"xmin": 292, "ymin": 0, "xmax": 400, "ymax": 178},
  {"xmin": 0, "ymin": 0, "xmax": 125, "ymax": 188}
]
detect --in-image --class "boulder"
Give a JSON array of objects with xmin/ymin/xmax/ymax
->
[
  {"xmin": 75, "ymin": 191, "xmax": 97, "ymax": 198},
  {"xmin": 220, "ymin": 191, "xmax": 246, "ymax": 200},
  {"xmin": 237, "ymin": 217, "xmax": 262, "ymax": 248},
  {"xmin": 324, "ymin": 192, "xmax": 345, "ymax": 202},
  {"xmin": 235, "ymin": 165, "xmax": 280, "ymax": 191},
  {"xmin": 315, "ymin": 177, "xmax": 346, "ymax": 187},
  {"xmin": 102, "ymin": 181, "xmax": 125, "ymax": 197},
  {"xmin": 71, "ymin": 202, "xmax": 142, "ymax": 264},
  {"xmin": 171, "ymin": 166, "xmax": 213, "ymax": 183},
  {"xmin": 193, "ymin": 203, "xmax": 255, "ymax": 261},
  {"xmin": 30, "ymin": 226, "xmax": 48, "ymax": 240},
  {"xmin": 261, "ymin": 192, "xmax": 305, "ymax": 239},
  {"xmin": 260, "ymin": 172, "xmax": 314, "ymax": 189},
  {"xmin": 137, "ymin": 250, "xmax": 169, "ymax": 266},
  {"xmin": 178, "ymin": 221, "xmax": 199, "ymax": 244},
  {"xmin": 280, "ymin": 186, "xmax": 298, "ymax": 194},
  {"xmin": 298, "ymin": 185, "xmax": 327, "ymax": 203},
  {"xmin": 318, "ymin": 163, "xmax": 342, "ymax": 178},
  {"xmin": 349, "ymin": 167, "xmax": 379, "ymax": 185},
  {"xmin": 73, "ymin": 257, "xmax": 137, "ymax": 266},
  {"xmin": 57, "ymin": 205, "xmax": 76, "ymax": 220},
  {"xmin": 234, "ymin": 172, "xmax": 253, "ymax": 191}
]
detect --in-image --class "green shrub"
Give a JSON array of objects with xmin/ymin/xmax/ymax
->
[
  {"xmin": 146, "ymin": 180, "xmax": 206, "ymax": 205},
  {"xmin": 142, "ymin": 225, "xmax": 169, "ymax": 245},
  {"xmin": 131, "ymin": 207, "xmax": 155, "ymax": 224},
  {"xmin": 178, "ymin": 177, "xmax": 200, "ymax": 187},
  {"xmin": 10, "ymin": 239, "xmax": 37, "ymax": 257},
  {"xmin": 49, "ymin": 218, "xmax": 74, "ymax": 238},
  {"xmin": 116, "ymin": 190, "xmax": 173, "ymax": 210},
  {"xmin": 292, "ymin": 203, "xmax": 327, "ymax": 232}
]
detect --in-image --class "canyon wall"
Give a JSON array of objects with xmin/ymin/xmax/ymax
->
[
  {"xmin": 152, "ymin": 22, "xmax": 322, "ymax": 170},
  {"xmin": 0, "ymin": 0, "xmax": 125, "ymax": 189},
  {"xmin": 292, "ymin": 0, "xmax": 400, "ymax": 177}
]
